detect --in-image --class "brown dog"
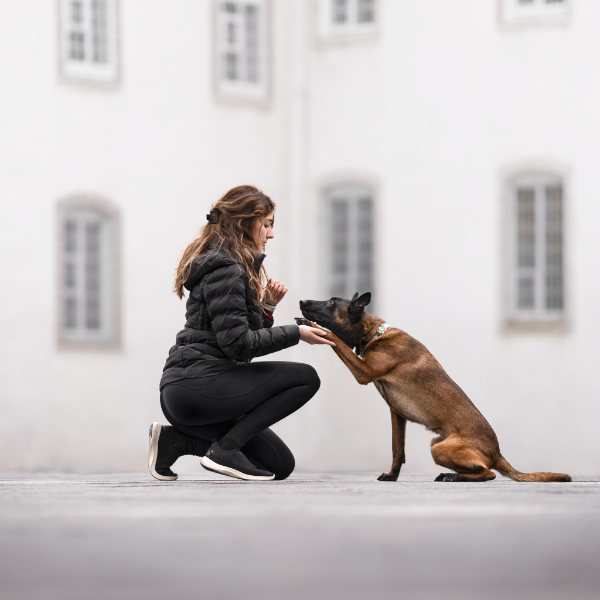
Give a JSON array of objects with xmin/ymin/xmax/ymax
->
[{"xmin": 297, "ymin": 293, "xmax": 571, "ymax": 482}]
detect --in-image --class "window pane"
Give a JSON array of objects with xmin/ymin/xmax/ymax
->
[
  {"xmin": 227, "ymin": 22, "xmax": 236, "ymax": 43},
  {"xmin": 516, "ymin": 187, "xmax": 535, "ymax": 309},
  {"xmin": 333, "ymin": 0, "xmax": 348, "ymax": 23},
  {"xmin": 70, "ymin": 31, "xmax": 85, "ymax": 61},
  {"xmin": 517, "ymin": 278, "xmax": 535, "ymax": 309},
  {"xmin": 356, "ymin": 197, "xmax": 373, "ymax": 294},
  {"xmin": 92, "ymin": 0, "xmax": 108, "ymax": 63},
  {"xmin": 517, "ymin": 187, "xmax": 535, "ymax": 268},
  {"xmin": 245, "ymin": 5, "xmax": 259, "ymax": 83},
  {"xmin": 71, "ymin": 1, "xmax": 83, "ymax": 23},
  {"xmin": 357, "ymin": 0, "xmax": 375, "ymax": 23},
  {"xmin": 85, "ymin": 222, "xmax": 102, "ymax": 330},
  {"xmin": 331, "ymin": 199, "xmax": 349, "ymax": 297},
  {"xmin": 65, "ymin": 298, "xmax": 77, "ymax": 329},
  {"xmin": 64, "ymin": 220, "xmax": 77, "ymax": 252},
  {"xmin": 225, "ymin": 52, "xmax": 238, "ymax": 80},
  {"xmin": 545, "ymin": 185, "xmax": 563, "ymax": 310}
]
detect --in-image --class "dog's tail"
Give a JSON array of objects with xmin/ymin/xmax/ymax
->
[{"xmin": 494, "ymin": 455, "xmax": 571, "ymax": 482}]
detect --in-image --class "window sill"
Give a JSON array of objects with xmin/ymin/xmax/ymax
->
[
  {"xmin": 57, "ymin": 338, "xmax": 122, "ymax": 353},
  {"xmin": 316, "ymin": 27, "xmax": 379, "ymax": 47},
  {"xmin": 502, "ymin": 319, "xmax": 569, "ymax": 335}
]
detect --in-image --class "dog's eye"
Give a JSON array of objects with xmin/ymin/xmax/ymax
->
[{"xmin": 329, "ymin": 299, "xmax": 334, "ymax": 304}]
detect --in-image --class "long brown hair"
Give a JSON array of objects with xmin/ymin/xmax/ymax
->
[{"xmin": 174, "ymin": 185, "xmax": 275, "ymax": 303}]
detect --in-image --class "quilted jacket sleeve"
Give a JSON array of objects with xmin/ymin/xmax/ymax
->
[{"xmin": 204, "ymin": 263, "xmax": 300, "ymax": 361}]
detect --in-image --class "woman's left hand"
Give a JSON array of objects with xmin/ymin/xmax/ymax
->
[{"xmin": 265, "ymin": 278, "xmax": 287, "ymax": 306}]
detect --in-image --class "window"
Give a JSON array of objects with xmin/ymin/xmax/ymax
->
[
  {"xmin": 58, "ymin": 199, "xmax": 119, "ymax": 346},
  {"xmin": 500, "ymin": 0, "xmax": 569, "ymax": 25},
  {"xmin": 58, "ymin": 0, "xmax": 119, "ymax": 84},
  {"xmin": 505, "ymin": 175, "xmax": 565, "ymax": 324},
  {"xmin": 214, "ymin": 0, "xmax": 270, "ymax": 103},
  {"xmin": 325, "ymin": 184, "xmax": 375, "ymax": 304},
  {"xmin": 318, "ymin": 0, "xmax": 377, "ymax": 39}
]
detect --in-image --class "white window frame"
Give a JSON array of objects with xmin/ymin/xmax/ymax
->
[
  {"xmin": 317, "ymin": 0, "xmax": 378, "ymax": 40},
  {"xmin": 58, "ymin": 0, "xmax": 120, "ymax": 85},
  {"xmin": 324, "ymin": 183, "xmax": 376, "ymax": 307},
  {"xmin": 57, "ymin": 197, "xmax": 120, "ymax": 348},
  {"xmin": 500, "ymin": 0, "xmax": 570, "ymax": 27},
  {"xmin": 213, "ymin": 0, "xmax": 270, "ymax": 104},
  {"xmin": 505, "ymin": 173, "xmax": 566, "ymax": 325}
]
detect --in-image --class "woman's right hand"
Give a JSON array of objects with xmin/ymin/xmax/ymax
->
[{"xmin": 299, "ymin": 325, "xmax": 336, "ymax": 346}]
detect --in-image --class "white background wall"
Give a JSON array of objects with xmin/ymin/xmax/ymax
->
[{"xmin": 1, "ymin": 0, "xmax": 599, "ymax": 476}]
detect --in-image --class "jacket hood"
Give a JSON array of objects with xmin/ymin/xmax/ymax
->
[{"xmin": 184, "ymin": 246, "xmax": 265, "ymax": 291}]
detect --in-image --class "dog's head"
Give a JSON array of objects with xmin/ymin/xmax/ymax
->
[{"xmin": 299, "ymin": 292, "xmax": 371, "ymax": 349}]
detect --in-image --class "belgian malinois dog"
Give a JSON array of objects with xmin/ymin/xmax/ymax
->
[{"xmin": 297, "ymin": 293, "xmax": 571, "ymax": 483}]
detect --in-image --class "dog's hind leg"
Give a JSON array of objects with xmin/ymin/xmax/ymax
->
[
  {"xmin": 378, "ymin": 408, "xmax": 407, "ymax": 481},
  {"xmin": 431, "ymin": 436, "xmax": 496, "ymax": 483}
]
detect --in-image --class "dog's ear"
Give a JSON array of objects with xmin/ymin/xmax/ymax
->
[{"xmin": 349, "ymin": 292, "xmax": 371, "ymax": 315}]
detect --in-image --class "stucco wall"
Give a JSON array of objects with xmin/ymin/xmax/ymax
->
[{"xmin": 1, "ymin": 0, "xmax": 598, "ymax": 475}]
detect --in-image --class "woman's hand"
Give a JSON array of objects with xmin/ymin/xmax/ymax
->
[
  {"xmin": 265, "ymin": 278, "xmax": 287, "ymax": 306},
  {"xmin": 299, "ymin": 325, "xmax": 336, "ymax": 346}
]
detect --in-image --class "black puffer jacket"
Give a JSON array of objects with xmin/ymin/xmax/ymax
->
[{"xmin": 159, "ymin": 247, "xmax": 300, "ymax": 389}]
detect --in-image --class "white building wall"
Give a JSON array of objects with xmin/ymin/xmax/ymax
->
[{"xmin": 1, "ymin": 0, "xmax": 599, "ymax": 475}]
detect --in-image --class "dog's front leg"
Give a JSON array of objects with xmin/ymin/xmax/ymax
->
[
  {"xmin": 295, "ymin": 318, "xmax": 394, "ymax": 384},
  {"xmin": 378, "ymin": 409, "xmax": 407, "ymax": 482},
  {"xmin": 328, "ymin": 335, "xmax": 394, "ymax": 385}
]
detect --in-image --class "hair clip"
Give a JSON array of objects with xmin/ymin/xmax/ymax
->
[{"xmin": 206, "ymin": 209, "xmax": 221, "ymax": 224}]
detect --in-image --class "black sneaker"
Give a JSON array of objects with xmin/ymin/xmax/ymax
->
[
  {"xmin": 199, "ymin": 440, "xmax": 275, "ymax": 481},
  {"xmin": 148, "ymin": 423, "xmax": 179, "ymax": 481}
]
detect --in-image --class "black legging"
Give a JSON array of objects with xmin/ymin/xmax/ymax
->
[{"xmin": 160, "ymin": 361, "xmax": 320, "ymax": 480}]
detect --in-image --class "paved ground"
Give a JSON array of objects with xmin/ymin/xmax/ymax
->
[{"xmin": 1, "ymin": 471, "xmax": 599, "ymax": 600}]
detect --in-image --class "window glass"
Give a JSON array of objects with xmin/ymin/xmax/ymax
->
[
  {"xmin": 60, "ymin": 0, "xmax": 118, "ymax": 83},
  {"xmin": 59, "ymin": 205, "xmax": 118, "ymax": 345},
  {"xmin": 507, "ymin": 175, "xmax": 564, "ymax": 322},
  {"xmin": 216, "ymin": 0, "xmax": 269, "ymax": 102},
  {"xmin": 326, "ymin": 185, "xmax": 375, "ymax": 306}
]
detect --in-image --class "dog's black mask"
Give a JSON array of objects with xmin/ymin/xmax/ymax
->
[{"xmin": 298, "ymin": 292, "xmax": 371, "ymax": 350}]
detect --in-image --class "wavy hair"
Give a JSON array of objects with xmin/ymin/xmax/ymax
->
[{"xmin": 174, "ymin": 185, "xmax": 276, "ymax": 304}]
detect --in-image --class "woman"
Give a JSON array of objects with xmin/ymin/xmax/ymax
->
[{"xmin": 148, "ymin": 185, "xmax": 333, "ymax": 482}]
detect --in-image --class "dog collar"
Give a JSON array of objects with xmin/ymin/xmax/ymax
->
[{"xmin": 358, "ymin": 323, "xmax": 390, "ymax": 359}]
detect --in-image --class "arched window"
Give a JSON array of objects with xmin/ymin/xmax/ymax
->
[
  {"xmin": 323, "ymin": 183, "xmax": 375, "ymax": 305},
  {"xmin": 57, "ymin": 198, "xmax": 120, "ymax": 346},
  {"xmin": 505, "ymin": 173, "xmax": 565, "ymax": 323}
]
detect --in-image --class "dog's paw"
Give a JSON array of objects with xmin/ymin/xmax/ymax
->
[
  {"xmin": 294, "ymin": 317, "xmax": 312, "ymax": 327},
  {"xmin": 377, "ymin": 472, "xmax": 399, "ymax": 482},
  {"xmin": 434, "ymin": 473, "xmax": 459, "ymax": 482}
]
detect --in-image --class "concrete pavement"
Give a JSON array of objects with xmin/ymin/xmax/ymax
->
[{"xmin": 1, "ymin": 471, "xmax": 599, "ymax": 600}]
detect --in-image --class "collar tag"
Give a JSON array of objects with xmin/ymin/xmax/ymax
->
[{"xmin": 358, "ymin": 323, "xmax": 390, "ymax": 359}]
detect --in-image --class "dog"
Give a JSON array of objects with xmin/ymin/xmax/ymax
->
[{"xmin": 296, "ymin": 293, "xmax": 571, "ymax": 483}]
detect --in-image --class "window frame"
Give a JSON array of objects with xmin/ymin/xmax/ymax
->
[
  {"xmin": 316, "ymin": 0, "xmax": 378, "ymax": 42},
  {"xmin": 322, "ymin": 182, "xmax": 377, "ymax": 309},
  {"xmin": 56, "ymin": 196, "xmax": 121, "ymax": 350},
  {"xmin": 213, "ymin": 0, "xmax": 271, "ymax": 105},
  {"xmin": 503, "ymin": 172, "xmax": 568, "ymax": 328},
  {"xmin": 57, "ymin": 0, "xmax": 121, "ymax": 86}
]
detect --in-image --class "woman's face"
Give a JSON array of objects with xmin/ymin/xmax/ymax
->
[{"xmin": 252, "ymin": 211, "xmax": 275, "ymax": 252}]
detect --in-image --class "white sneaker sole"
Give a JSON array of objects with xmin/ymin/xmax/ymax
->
[
  {"xmin": 199, "ymin": 456, "xmax": 275, "ymax": 481},
  {"xmin": 148, "ymin": 422, "xmax": 178, "ymax": 481}
]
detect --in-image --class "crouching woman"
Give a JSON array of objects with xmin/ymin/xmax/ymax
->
[{"xmin": 148, "ymin": 185, "xmax": 333, "ymax": 482}]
